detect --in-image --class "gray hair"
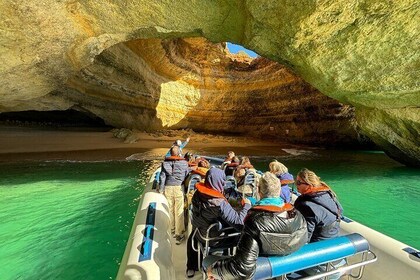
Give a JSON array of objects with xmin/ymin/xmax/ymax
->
[{"xmin": 259, "ymin": 172, "xmax": 280, "ymax": 198}]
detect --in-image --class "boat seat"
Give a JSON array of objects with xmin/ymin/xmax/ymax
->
[
  {"xmin": 203, "ymin": 233, "xmax": 377, "ymax": 280},
  {"xmin": 192, "ymin": 223, "xmax": 241, "ymax": 276},
  {"xmin": 224, "ymin": 175, "xmax": 237, "ymax": 190},
  {"xmin": 254, "ymin": 233, "xmax": 377, "ymax": 280},
  {"xmin": 185, "ymin": 173, "xmax": 202, "ymax": 193}
]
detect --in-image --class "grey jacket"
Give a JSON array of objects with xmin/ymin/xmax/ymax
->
[
  {"xmin": 159, "ymin": 157, "xmax": 189, "ymax": 192},
  {"xmin": 294, "ymin": 190, "xmax": 343, "ymax": 242}
]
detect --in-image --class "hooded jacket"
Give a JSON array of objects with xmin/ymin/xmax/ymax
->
[
  {"xmin": 191, "ymin": 168, "xmax": 251, "ymax": 239},
  {"xmin": 277, "ymin": 172, "xmax": 294, "ymax": 203},
  {"xmin": 294, "ymin": 190, "xmax": 343, "ymax": 243},
  {"xmin": 159, "ymin": 156, "xmax": 189, "ymax": 192},
  {"xmin": 210, "ymin": 200, "xmax": 307, "ymax": 280}
]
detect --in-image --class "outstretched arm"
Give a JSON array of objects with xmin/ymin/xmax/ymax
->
[
  {"xmin": 219, "ymin": 200, "xmax": 251, "ymax": 227},
  {"xmin": 180, "ymin": 137, "xmax": 190, "ymax": 149}
]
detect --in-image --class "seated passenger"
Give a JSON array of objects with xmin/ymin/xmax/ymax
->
[
  {"xmin": 269, "ymin": 160, "xmax": 293, "ymax": 203},
  {"xmin": 184, "ymin": 151, "xmax": 195, "ymax": 164},
  {"xmin": 221, "ymin": 151, "xmax": 235, "ymax": 169},
  {"xmin": 237, "ymin": 184, "xmax": 257, "ymax": 205},
  {"xmin": 191, "ymin": 159, "xmax": 210, "ymax": 177},
  {"xmin": 165, "ymin": 137, "xmax": 190, "ymax": 158},
  {"xmin": 234, "ymin": 157, "xmax": 255, "ymax": 186},
  {"xmin": 185, "ymin": 152, "xmax": 198, "ymax": 171},
  {"xmin": 294, "ymin": 168, "xmax": 344, "ymax": 279},
  {"xmin": 186, "ymin": 168, "xmax": 251, "ymax": 278},
  {"xmin": 239, "ymin": 156, "xmax": 253, "ymax": 170},
  {"xmin": 224, "ymin": 156, "xmax": 240, "ymax": 177},
  {"xmin": 234, "ymin": 167, "xmax": 246, "ymax": 185},
  {"xmin": 206, "ymin": 172, "xmax": 307, "ymax": 280}
]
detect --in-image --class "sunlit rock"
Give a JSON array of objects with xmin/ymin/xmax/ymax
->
[{"xmin": 0, "ymin": 1, "xmax": 418, "ymax": 165}]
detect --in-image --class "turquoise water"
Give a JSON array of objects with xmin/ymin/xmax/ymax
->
[
  {"xmin": 252, "ymin": 150, "xmax": 420, "ymax": 249},
  {"xmin": 0, "ymin": 151, "xmax": 419, "ymax": 280},
  {"xmin": 0, "ymin": 161, "xmax": 152, "ymax": 280}
]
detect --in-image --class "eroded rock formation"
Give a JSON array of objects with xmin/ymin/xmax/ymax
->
[
  {"xmin": 62, "ymin": 38, "xmax": 360, "ymax": 147},
  {"xmin": 0, "ymin": 1, "xmax": 418, "ymax": 165}
]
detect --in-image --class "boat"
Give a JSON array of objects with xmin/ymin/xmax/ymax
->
[{"xmin": 116, "ymin": 157, "xmax": 420, "ymax": 279}]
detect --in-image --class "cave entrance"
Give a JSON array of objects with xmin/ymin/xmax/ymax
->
[
  {"xmin": 226, "ymin": 42, "xmax": 258, "ymax": 58},
  {"xmin": 0, "ymin": 109, "xmax": 112, "ymax": 131}
]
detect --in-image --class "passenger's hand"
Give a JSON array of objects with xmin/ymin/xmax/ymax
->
[
  {"xmin": 207, "ymin": 268, "xmax": 215, "ymax": 280},
  {"xmin": 186, "ymin": 137, "xmax": 190, "ymax": 142},
  {"xmin": 243, "ymin": 197, "xmax": 251, "ymax": 205}
]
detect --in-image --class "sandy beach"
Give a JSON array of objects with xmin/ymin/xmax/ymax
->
[{"xmin": 0, "ymin": 125, "xmax": 305, "ymax": 162}]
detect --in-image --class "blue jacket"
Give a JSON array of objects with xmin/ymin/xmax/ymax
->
[
  {"xmin": 159, "ymin": 157, "xmax": 189, "ymax": 192},
  {"xmin": 294, "ymin": 190, "xmax": 343, "ymax": 243},
  {"xmin": 276, "ymin": 172, "xmax": 293, "ymax": 203}
]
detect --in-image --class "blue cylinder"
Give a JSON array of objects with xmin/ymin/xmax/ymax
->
[{"xmin": 255, "ymin": 233, "xmax": 368, "ymax": 279}]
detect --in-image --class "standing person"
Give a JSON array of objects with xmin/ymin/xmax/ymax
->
[
  {"xmin": 205, "ymin": 172, "xmax": 307, "ymax": 280},
  {"xmin": 269, "ymin": 160, "xmax": 293, "ymax": 203},
  {"xmin": 294, "ymin": 168, "xmax": 344, "ymax": 279},
  {"xmin": 159, "ymin": 146, "xmax": 189, "ymax": 244},
  {"xmin": 165, "ymin": 137, "xmax": 190, "ymax": 158},
  {"xmin": 186, "ymin": 168, "xmax": 251, "ymax": 278}
]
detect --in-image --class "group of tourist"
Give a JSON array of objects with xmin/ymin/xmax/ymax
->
[{"xmin": 158, "ymin": 138, "xmax": 344, "ymax": 279}]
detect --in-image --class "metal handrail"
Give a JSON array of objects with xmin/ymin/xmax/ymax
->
[{"xmin": 287, "ymin": 250, "xmax": 378, "ymax": 280}]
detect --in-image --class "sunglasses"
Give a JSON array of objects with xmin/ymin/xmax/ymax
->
[{"xmin": 296, "ymin": 180, "xmax": 308, "ymax": 186}]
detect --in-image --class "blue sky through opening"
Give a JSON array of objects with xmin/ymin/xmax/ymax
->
[{"xmin": 226, "ymin": 42, "xmax": 258, "ymax": 58}]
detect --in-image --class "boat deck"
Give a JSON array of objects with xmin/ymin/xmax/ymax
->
[{"xmin": 171, "ymin": 227, "xmax": 202, "ymax": 280}]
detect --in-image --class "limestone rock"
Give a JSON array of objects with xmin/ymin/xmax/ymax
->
[{"xmin": 0, "ymin": 1, "xmax": 418, "ymax": 166}]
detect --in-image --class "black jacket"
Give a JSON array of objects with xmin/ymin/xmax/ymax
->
[
  {"xmin": 294, "ymin": 191, "xmax": 343, "ymax": 243},
  {"xmin": 191, "ymin": 183, "xmax": 251, "ymax": 239},
  {"xmin": 210, "ymin": 205, "xmax": 307, "ymax": 279}
]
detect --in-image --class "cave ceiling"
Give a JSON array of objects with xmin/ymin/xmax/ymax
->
[{"xmin": 0, "ymin": 1, "xmax": 418, "ymax": 166}]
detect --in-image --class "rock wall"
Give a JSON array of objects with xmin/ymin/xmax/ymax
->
[
  {"xmin": 0, "ymin": 1, "xmax": 418, "ymax": 165},
  {"xmin": 59, "ymin": 38, "xmax": 360, "ymax": 146}
]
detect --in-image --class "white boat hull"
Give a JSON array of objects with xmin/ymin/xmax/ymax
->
[{"xmin": 117, "ymin": 168, "xmax": 420, "ymax": 279}]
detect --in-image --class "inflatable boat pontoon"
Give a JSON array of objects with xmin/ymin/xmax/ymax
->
[{"xmin": 117, "ymin": 164, "xmax": 420, "ymax": 280}]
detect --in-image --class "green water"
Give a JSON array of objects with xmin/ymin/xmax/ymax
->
[
  {"xmin": 0, "ymin": 161, "xmax": 152, "ymax": 280},
  {"xmin": 0, "ymin": 151, "xmax": 419, "ymax": 280},
  {"xmin": 252, "ymin": 149, "xmax": 420, "ymax": 249}
]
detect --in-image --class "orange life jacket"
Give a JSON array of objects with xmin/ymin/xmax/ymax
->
[
  {"xmin": 165, "ymin": 156, "xmax": 186, "ymax": 161},
  {"xmin": 195, "ymin": 182, "xmax": 226, "ymax": 199},
  {"xmin": 299, "ymin": 184, "xmax": 331, "ymax": 195},
  {"xmin": 252, "ymin": 203, "xmax": 294, "ymax": 213},
  {"xmin": 280, "ymin": 179, "xmax": 294, "ymax": 185},
  {"xmin": 192, "ymin": 167, "xmax": 208, "ymax": 177}
]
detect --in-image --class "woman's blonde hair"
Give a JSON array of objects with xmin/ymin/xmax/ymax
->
[
  {"xmin": 269, "ymin": 160, "xmax": 288, "ymax": 175},
  {"xmin": 241, "ymin": 156, "xmax": 251, "ymax": 166},
  {"xmin": 297, "ymin": 168, "xmax": 326, "ymax": 187}
]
